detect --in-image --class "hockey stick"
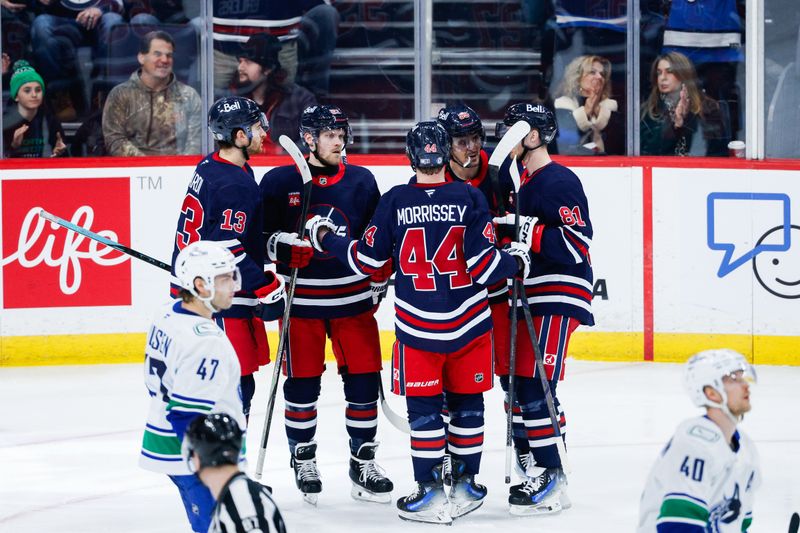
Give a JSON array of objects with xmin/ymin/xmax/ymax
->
[
  {"xmin": 488, "ymin": 120, "xmax": 531, "ymax": 216},
  {"xmin": 255, "ymin": 135, "xmax": 313, "ymax": 480},
  {"xmin": 378, "ymin": 374, "xmax": 411, "ymax": 433},
  {"xmin": 789, "ymin": 512, "xmax": 799, "ymax": 533},
  {"xmin": 507, "ymin": 159, "xmax": 571, "ymax": 474},
  {"xmin": 38, "ymin": 209, "xmax": 170, "ymax": 271}
]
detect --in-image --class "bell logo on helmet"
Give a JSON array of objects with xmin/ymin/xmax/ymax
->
[
  {"xmin": 424, "ymin": 143, "xmax": 438, "ymax": 153},
  {"xmin": 221, "ymin": 100, "xmax": 241, "ymax": 113},
  {"xmin": 526, "ymin": 104, "xmax": 546, "ymax": 113}
]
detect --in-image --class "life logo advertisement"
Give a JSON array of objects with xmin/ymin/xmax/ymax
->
[{"xmin": 1, "ymin": 177, "xmax": 131, "ymax": 308}]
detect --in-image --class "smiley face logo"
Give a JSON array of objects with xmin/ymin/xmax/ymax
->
[{"xmin": 752, "ymin": 224, "xmax": 800, "ymax": 299}]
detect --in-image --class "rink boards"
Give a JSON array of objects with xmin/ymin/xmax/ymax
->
[{"xmin": 1, "ymin": 155, "xmax": 798, "ymax": 366}]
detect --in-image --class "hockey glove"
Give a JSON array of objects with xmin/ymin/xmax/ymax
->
[
  {"xmin": 503, "ymin": 242, "xmax": 532, "ymax": 279},
  {"xmin": 492, "ymin": 214, "xmax": 539, "ymax": 250},
  {"xmin": 255, "ymin": 271, "xmax": 286, "ymax": 321},
  {"xmin": 267, "ymin": 231, "xmax": 313, "ymax": 268},
  {"xmin": 305, "ymin": 215, "xmax": 336, "ymax": 252},
  {"xmin": 370, "ymin": 259, "xmax": 393, "ymax": 306}
]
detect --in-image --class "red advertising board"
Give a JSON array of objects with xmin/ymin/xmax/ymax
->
[{"xmin": 2, "ymin": 177, "xmax": 131, "ymax": 308}]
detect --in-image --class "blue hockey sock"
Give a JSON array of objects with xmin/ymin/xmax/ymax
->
[
  {"xmin": 342, "ymin": 372, "xmax": 379, "ymax": 454},
  {"xmin": 445, "ymin": 391, "xmax": 484, "ymax": 475},
  {"xmin": 407, "ymin": 395, "xmax": 446, "ymax": 481},
  {"xmin": 283, "ymin": 376, "xmax": 321, "ymax": 452},
  {"xmin": 500, "ymin": 375, "xmax": 530, "ymax": 453},
  {"xmin": 515, "ymin": 376, "xmax": 566, "ymax": 469},
  {"xmin": 169, "ymin": 474, "xmax": 215, "ymax": 533},
  {"xmin": 241, "ymin": 374, "xmax": 256, "ymax": 422}
]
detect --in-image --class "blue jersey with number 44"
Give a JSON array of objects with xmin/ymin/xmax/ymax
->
[{"xmin": 322, "ymin": 180, "xmax": 519, "ymax": 353}]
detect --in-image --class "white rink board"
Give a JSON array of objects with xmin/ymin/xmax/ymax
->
[
  {"xmin": 652, "ymin": 167, "xmax": 800, "ymax": 336},
  {"xmin": 0, "ymin": 162, "xmax": 639, "ymax": 339}
]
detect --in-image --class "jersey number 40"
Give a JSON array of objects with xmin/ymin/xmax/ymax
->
[{"xmin": 398, "ymin": 226, "xmax": 471, "ymax": 291}]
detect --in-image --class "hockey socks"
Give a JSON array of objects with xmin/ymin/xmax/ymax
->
[
  {"xmin": 445, "ymin": 392, "xmax": 484, "ymax": 478},
  {"xmin": 342, "ymin": 372, "xmax": 379, "ymax": 454},
  {"xmin": 512, "ymin": 376, "xmax": 566, "ymax": 469},
  {"xmin": 284, "ymin": 376, "xmax": 321, "ymax": 451},
  {"xmin": 500, "ymin": 375, "xmax": 532, "ymax": 454},
  {"xmin": 407, "ymin": 395, "xmax": 446, "ymax": 481}
]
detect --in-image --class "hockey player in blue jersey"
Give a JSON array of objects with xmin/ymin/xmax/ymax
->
[
  {"xmin": 171, "ymin": 96, "xmax": 290, "ymax": 423},
  {"xmin": 141, "ymin": 241, "xmax": 248, "ymax": 533},
  {"xmin": 259, "ymin": 104, "xmax": 393, "ymax": 505},
  {"xmin": 305, "ymin": 121, "xmax": 535, "ymax": 524},
  {"xmin": 638, "ymin": 349, "xmax": 760, "ymax": 532},
  {"xmin": 493, "ymin": 103, "xmax": 594, "ymax": 515}
]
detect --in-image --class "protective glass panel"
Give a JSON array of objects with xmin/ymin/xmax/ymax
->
[
  {"xmin": 639, "ymin": 0, "xmax": 745, "ymax": 157},
  {"xmin": 764, "ymin": 0, "xmax": 800, "ymax": 158},
  {"xmin": 1, "ymin": 4, "xmax": 202, "ymax": 158}
]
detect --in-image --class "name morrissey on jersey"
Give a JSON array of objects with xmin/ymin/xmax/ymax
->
[{"xmin": 397, "ymin": 204, "xmax": 467, "ymax": 225}]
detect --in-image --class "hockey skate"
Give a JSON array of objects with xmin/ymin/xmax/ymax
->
[
  {"xmin": 508, "ymin": 466, "xmax": 567, "ymax": 516},
  {"xmin": 396, "ymin": 464, "xmax": 452, "ymax": 525},
  {"xmin": 291, "ymin": 441, "xmax": 322, "ymax": 505},
  {"xmin": 513, "ymin": 451, "xmax": 571, "ymax": 510},
  {"xmin": 448, "ymin": 458, "xmax": 487, "ymax": 519},
  {"xmin": 349, "ymin": 441, "xmax": 393, "ymax": 504}
]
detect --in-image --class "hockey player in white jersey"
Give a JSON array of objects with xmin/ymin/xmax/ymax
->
[
  {"xmin": 140, "ymin": 241, "xmax": 283, "ymax": 533},
  {"xmin": 638, "ymin": 349, "xmax": 760, "ymax": 532}
]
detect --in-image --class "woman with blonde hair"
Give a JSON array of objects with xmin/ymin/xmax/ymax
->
[
  {"xmin": 640, "ymin": 52, "xmax": 728, "ymax": 156},
  {"xmin": 553, "ymin": 55, "xmax": 623, "ymax": 155}
]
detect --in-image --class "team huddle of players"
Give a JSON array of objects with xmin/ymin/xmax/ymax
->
[{"xmin": 138, "ymin": 96, "xmax": 761, "ymax": 532}]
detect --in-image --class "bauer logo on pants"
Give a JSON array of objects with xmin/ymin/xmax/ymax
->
[{"xmin": 1, "ymin": 177, "xmax": 131, "ymax": 308}]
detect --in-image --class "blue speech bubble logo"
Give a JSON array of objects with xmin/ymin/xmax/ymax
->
[{"xmin": 707, "ymin": 192, "xmax": 791, "ymax": 277}]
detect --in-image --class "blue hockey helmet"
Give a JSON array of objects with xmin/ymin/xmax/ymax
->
[
  {"xmin": 496, "ymin": 102, "xmax": 558, "ymax": 145},
  {"xmin": 299, "ymin": 104, "xmax": 353, "ymax": 145},
  {"xmin": 437, "ymin": 104, "xmax": 485, "ymax": 144},
  {"xmin": 208, "ymin": 96, "xmax": 268, "ymax": 145},
  {"xmin": 405, "ymin": 121, "xmax": 451, "ymax": 171},
  {"xmin": 182, "ymin": 413, "xmax": 242, "ymax": 472}
]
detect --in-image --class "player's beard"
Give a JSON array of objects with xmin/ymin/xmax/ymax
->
[{"xmin": 316, "ymin": 149, "xmax": 341, "ymax": 167}]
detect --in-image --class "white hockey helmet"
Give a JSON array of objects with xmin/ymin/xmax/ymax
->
[
  {"xmin": 684, "ymin": 349, "xmax": 756, "ymax": 417},
  {"xmin": 175, "ymin": 241, "xmax": 241, "ymax": 311}
]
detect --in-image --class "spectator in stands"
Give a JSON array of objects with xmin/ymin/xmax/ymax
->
[
  {"xmin": 661, "ymin": 0, "xmax": 744, "ymax": 136},
  {"xmin": 30, "ymin": 0, "xmax": 125, "ymax": 121},
  {"xmin": 553, "ymin": 54, "xmax": 623, "ymax": 155},
  {"xmin": 201, "ymin": 0, "xmax": 338, "ymax": 98},
  {"xmin": 236, "ymin": 33, "xmax": 316, "ymax": 154},
  {"xmin": 1, "ymin": 0, "xmax": 35, "ymax": 77},
  {"xmin": 102, "ymin": 30, "xmax": 202, "ymax": 156},
  {"xmin": 2, "ymin": 60, "xmax": 67, "ymax": 157},
  {"xmin": 640, "ymin": 52, "xmax": 728, "ymax": 156},
  {"xmin": 124, "ymin": 0, "xmax": 187, "ymax": 24}
]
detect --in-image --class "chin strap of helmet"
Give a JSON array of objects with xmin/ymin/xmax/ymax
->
[{"xmin": 706, "ymin": 389, "xmax": 742, "ymax": 425}]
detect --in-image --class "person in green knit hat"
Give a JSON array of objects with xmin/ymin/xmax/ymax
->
[{"xmin": 3, "ymin": 60, "xmax": 67, "ymax": 158}]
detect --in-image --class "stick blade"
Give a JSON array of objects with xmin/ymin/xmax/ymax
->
[
  {"xmin": 789, "ymin": 512, "xmax": 799, "ymax": 533},
  {"xmin": 488, "ymin": 121, "xmax": 531, "ymax": 168},
  {"xmin": 509, "ymin": 156, "xmax": 521, "ymax": 193},
  {"xmin": 278, "ymin": 135, "xmax": 312, "ymax": 185}
]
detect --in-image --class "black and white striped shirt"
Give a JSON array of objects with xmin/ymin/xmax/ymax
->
[{"xmin": 209, "ymin": 473, "xmax": 287, "ymax": 533}]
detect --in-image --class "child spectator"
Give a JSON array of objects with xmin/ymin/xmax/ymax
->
[{"xmin": 2, "ymin": 60, "xmax": 67, "ymax": 157}]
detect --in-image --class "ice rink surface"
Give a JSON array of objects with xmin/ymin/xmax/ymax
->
[{"xmin": 1, "ymin": 359, "xmax": 798, "ymax": 533}]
